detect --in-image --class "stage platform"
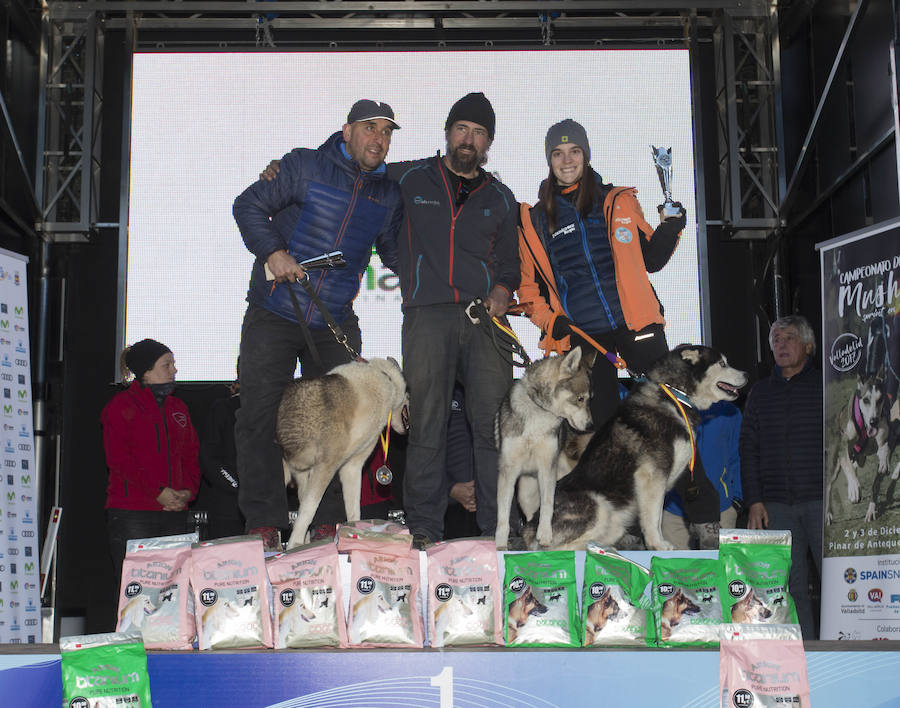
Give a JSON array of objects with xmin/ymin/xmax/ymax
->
[{"xmin": 3, "ymin": 641, "xmax": 900, "ymax": 707}]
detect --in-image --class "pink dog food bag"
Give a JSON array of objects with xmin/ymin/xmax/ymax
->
[
  {"xmin": 191, "ymin": 535, "xmax": 273, "ymax": 650},
  {"xmin": 266, "ymin": 539, "xmax": 348, "ymax": 648},
  {"xmin": 426, "ymin": 538, "xmax": 502, "ymax": 647},
  {"xmin": 337, "ymin": 518, "xmax": 410, "ymax": 537},
  {"xmin": 347, "ymin": 543, "xmax": 423, "ymax": 648},
  {"xmin": 719, "ymin": 623, "xmax": 810, "ymax": 707},
  {"xmin": 336, "ymin": 525, "xmax": 413, "ymax": 554},
  {"xmin": 116, "ymin": 532, "xmax": 197, "ymax": 650}
]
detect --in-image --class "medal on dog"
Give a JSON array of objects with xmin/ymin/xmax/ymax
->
[{"xmin": 375, "ymin": 465, "xmax": 393, "ymax": 485}]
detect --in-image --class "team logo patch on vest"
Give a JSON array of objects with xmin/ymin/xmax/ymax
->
[
  {"xmin": 614, "ymin": 226, "xmax": 633, "ymax": 244},
  {"xmin": 172, "ymin": 412, "xmax": 188, "ymax": 428}
]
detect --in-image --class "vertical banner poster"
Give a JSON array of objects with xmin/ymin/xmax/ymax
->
[
  {"xmin": 819, "ymin": 217, "xmax": 900, "ymax": 640},
  {"xmin": 0, "ymin": 248, "xmax": 39, "ymax": 643}
]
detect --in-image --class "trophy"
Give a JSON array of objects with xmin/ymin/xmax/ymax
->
[{"xmin": 650, "ymin": 145, "xmax": 682, "ymax": 219}]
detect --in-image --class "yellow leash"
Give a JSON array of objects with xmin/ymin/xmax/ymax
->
[{"xmin": 658, "ymin": 383, "xmax": 696, "ymax": 478}]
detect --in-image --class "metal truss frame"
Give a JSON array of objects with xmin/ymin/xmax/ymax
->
[
  {"xmin": 35, "ymin": 10, "xmax": 104, "ymax": 243},
  {"xmin": 711, "ymin": 8, "xmax": 783, "ymax": 239}
]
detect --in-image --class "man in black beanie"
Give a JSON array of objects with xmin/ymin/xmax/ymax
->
[
  {"xmin": 385, "ymin": 92, "xmax": 519, "ymax": 547},
  {"xmin": 258, "ymin": 93, "xmax": 519, "ymax": 547}
]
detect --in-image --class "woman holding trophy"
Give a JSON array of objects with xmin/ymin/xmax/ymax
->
[{"xmin": 517, "ymin": 118, "xmax": 687, "ymax": 430}]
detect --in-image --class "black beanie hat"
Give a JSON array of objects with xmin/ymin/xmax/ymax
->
[
  {"xmin": 126, "ymin": 339, "xmax": 171, "ymax": 382},
  {"xmin": 545, "ymin": 119, "xmax": 591, "ymax": 164},
  {"xmin": 445, "ymin": 92, "xmax": 496, "ymax": 139}
]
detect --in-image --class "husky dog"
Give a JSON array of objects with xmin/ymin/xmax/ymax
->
[
  {"xmin": 276, "ymin": 357, "xmax": 408, "ymax": 549},
  {"xmin": 524, "ymin": 345, "xmax": 747, "ymax": 551},
  {"xmin": 494, "ymin": 348, "xmax": 595, "ymax": 549},
  {"xmin": 825, "ymin": 372, "xmax": 897, "ymax": 524}
]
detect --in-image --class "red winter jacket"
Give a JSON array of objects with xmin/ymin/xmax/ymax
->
[{"xmin": 102, "ymin": 380, "xmax": 201, "ymax": 511}]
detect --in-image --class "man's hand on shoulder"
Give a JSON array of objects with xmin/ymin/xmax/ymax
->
[
  {"xmin": 266, "ymin": 249, "xmax": 306, "ymax": 283},
  {"xmin": 259, "ymin": 159, "xmax": 281, "ymax": 182},
  {"xmin": 484, "ymin": 285, "xmax": 511, "ymax": 317}
]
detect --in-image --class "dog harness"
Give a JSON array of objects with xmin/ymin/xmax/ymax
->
[{"xmin": 658, "ymin": 383, "xmax": 697, "ymax": 479}]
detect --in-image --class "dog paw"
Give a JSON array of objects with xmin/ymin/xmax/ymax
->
[
  {"xmin": 495, "ymin": 534, "xmax": 509, "ymax": 550},
  {"xmin": 536, "ymin": 530, "xmax": 553, "ymax": 547},
  {"xmin": 649, "ymin": 539, "xmax": 675, "ymax": 552},
  {"xmin": 866, "ymin": 502, "xmax": 878, "ymax": 523},
  {"xmin": 848, "ymin": 478, "xmax": 861, "ymax": 503},
  {"xmin": 892, "ymin": 462, "xmax": 900, "ymax": 481}
]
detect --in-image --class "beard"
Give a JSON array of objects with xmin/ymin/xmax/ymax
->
[{"xmin": 446, "ymin": 142, "xmax": 486, "ymax": 174}]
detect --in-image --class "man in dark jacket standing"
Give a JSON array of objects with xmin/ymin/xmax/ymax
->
[
  {"xmin": 387, "ymin": 93, "xmax": 520, "ymax": 545},
  {"xmin": 739, "ymin": 314, "xmax": 823, "ymax": 638},
  {"xmin": 232, "ymin": 100, "xmax": 404, "ymax": 551}
]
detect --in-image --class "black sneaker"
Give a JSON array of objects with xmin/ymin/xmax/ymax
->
[{"xmin": 248, "ymin": 526, "xmax": 282, "ymax": 553}]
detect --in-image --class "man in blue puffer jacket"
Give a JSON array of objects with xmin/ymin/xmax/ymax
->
[{"xmin": 232, "ymin": 99, "xmax": 404, "ymax": 551}]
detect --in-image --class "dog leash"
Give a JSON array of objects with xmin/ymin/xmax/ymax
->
[
  {"xmin": 465, "ymin": 298, "xmax": 532, "ymax": 367},
  {"xmin": 275, "ymin": 251, "xmax": 362, "ymax": 367},
  {"xmin": 657, "ymin": 382, "xmax": 696, "ymax": 479}
]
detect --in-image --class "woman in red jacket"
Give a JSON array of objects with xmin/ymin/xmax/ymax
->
[{"xmin": 102, "ymin": 339, "xmax": 201, "ymax": 584}]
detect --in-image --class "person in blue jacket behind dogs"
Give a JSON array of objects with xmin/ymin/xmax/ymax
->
[{"xmin": 232, "ymin": 99, "xmax": 404, "ymax": 551}]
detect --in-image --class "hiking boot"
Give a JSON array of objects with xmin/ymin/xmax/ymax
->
[
  {"xmin": 310, "ymin": 523, "xmax": 337, "ymax": 542},
  {"xmin": 248, "ymin": 526, "xmax": 282, "ymax": 553},
  {"xmin": 412, "ymin": 532, "xmax": 433, "ymax": 551}
]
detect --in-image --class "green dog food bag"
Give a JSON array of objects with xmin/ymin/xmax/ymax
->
[
  {"xmin": 719, "ymin": 528, "xmax": 799, "ymax": 627},
  {"xmin": 582, "ymin": 543, "xmax": 653, "ymax": 647},
  {"xmin": 651, "ymin": 555, "xmax": 725, "ymax": 648},
  {"xmin": 503, "ymin": 551, "xmax": 579, "ymax": 647},
  {"xmin": 60, "ymin": 630, "xmax": 152, "ymax": 707}
]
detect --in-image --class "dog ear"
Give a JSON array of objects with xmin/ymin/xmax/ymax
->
[
  {"xmin": 581, "ymin": 348, "xmax": 598, "ymax": 369},
  {"xmin": 562, "ymin": 346, "xmax": 583, "ymax": 373},
  {"xmin": 386, "ymin": 356, "xmax": 400, "ymax": 370},
  {"xmin": 679, "ymin": 348, "xmax": 701, "ymax": 365}
]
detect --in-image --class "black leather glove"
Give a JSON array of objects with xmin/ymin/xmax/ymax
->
[
  {"xmin": 552, "ymin": 316, "xmax": 573, "ymax": 339},
  {"xmin": 657, "ymin": 201, "xmax": 687, "ymax": 231}
]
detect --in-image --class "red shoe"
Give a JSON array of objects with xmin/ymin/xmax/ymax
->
[
  {"xmin": 248, "ymin": 526, "xmax": 282, "ymax": 552},
  {"xmin": 310, "ymin": 523, "xmax": 337, "ymax": 542}
]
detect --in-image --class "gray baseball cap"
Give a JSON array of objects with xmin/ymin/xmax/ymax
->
[{"xmin": 347, "ymin": 99, "xmax": 400, "ymax": 129}]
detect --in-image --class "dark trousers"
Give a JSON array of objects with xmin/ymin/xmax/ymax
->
[
  {"xmin": 107, "ymin": 508, "xmax": 195, "ymax": 592},
  {"xmin": 402, "ymin": 305, "xmax": 513, "ymax": 541},
  {"xmin": 584, "ymin": 323, "xmax": 669, "ymax": 428},
  {"xmin": 235, "ymin": 305, "xmax": 361, "ymax": 530}
]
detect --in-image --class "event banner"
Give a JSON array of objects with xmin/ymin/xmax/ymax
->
[
  {"xmin": 819, "ymin": 217, "xmax": 900, "ymax": 640},
  {"xmin": 0, "ymin": 248, "xmax": 39, "ymax": 643}
]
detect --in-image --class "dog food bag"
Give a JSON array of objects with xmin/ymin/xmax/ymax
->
[
  {"xmin": 347, "ymin": 543, "xmax": 424, "ymax": 648},
  {"xmin": 60, "ymin": 630, "xmax": 153, "ymax": 707},
  {"xmin": 116, "ymin": 532, "xmax": 198, "ymax": 650},
  {"xmin": 266, "ymin": 539, "xmax": 348, "ymax": 648},
  {"xmin": 651, "ymin": 556, "xmax": 725, "ymax": 648},
  {"xmin": 719, "ymin": 529, "xmax": 800, "ymax": 627},
  {"xmin": 338, "ymin": 518, "xmax": 410, "ymax": 536},
  {"xmin": 191, "ymin": 535, "xmax": 274, "ymax": 650},
  {"xmin": 719, "ymin": 623, "xmax": 810, "ymax": 707},
  {"xmin": 503, "ymin": 551, "xmax": 579, "ymax": 647},
  {"xmin": 336, "ymin": 524, "xmax": 413, "ymax": 555},
  {"xmin": 426, "ymin": 538, "xmax": 503, "ymax": 647},
  {"xmin": 581, "ymin": 543, "xmax": 653, "ymax": 647}
]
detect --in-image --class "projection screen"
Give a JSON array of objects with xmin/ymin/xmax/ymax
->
[{"xmin": 126, "ymin": 49, "xmax": 700, "ymax": 381}]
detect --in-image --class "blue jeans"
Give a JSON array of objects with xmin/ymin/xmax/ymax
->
[
  {"xmin": 235, "ymin": 305, "xmax": 361, "ymax": 530},
  {"xmin": 766, "ymin": 499, "xmax": 824, "ymax": 639},
  {"xmin": 402, "ymin": 305, "xmax": 513, "ymax": 541}
]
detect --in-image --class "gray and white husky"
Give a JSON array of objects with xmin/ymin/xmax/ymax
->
[
  {"xmin": 494, "ymin": 347, "xmax": 595, "ymax": 549},
  {"xmin": 523, "ymin": 345, "xmax": 747, "ymax": 551},
  {"xmin": 276, "ymin": 357, "xmax": 408, "ymax": 549}
]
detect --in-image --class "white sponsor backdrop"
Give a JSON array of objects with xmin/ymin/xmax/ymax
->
[
  {"xmin": 0, "ymin": 248, "xmax": 39, "ymax": 643},
  {"xmin": 126, "ymin": 49, "xmax": 701, "ymax": 381},
  {"xmin": 818, "ymin": 217, "xmax": 900, "ymax": 639}
]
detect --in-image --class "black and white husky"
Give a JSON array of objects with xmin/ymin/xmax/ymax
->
[{"xmin": 523, "ymin": 345, "xmax": 747, "ymax": 551}]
